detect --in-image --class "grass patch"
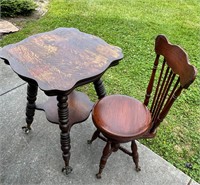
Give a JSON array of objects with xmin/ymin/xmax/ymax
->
[{"xmin": 1, "ymin": 0, "xmax": 199, "ymax": 182}]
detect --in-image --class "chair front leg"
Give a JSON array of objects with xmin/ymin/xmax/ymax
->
[
  {"xmin": 131, "ymin": 140, "xmax": 141, "ymax": 172},
  {"xmin": 96, "ymin": 141, "xmax": 113, "ymax": 179}
]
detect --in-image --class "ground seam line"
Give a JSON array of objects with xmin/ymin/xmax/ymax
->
[{"xmin": 0, "ymin": 82, "xmax": 26, "ymax": 96}]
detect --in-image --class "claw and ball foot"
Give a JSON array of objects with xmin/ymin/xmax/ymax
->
[
  {"xmin": 62, "ymin": 166, "xmax": 73, "ymax": 175},
  {"xmin": 96, "ymin": 173, "xmax": 102, "ymax": 179},
  {"xmin": 87, "ymin": 130, "xmax": 100, "ymax": 144},
  {"xmin": 131, "ymin": 140, "xmax": 141, "ymax": 173},
  {"xmin": 135, "ymin": 166, "xmax": 141, "ymax": 172},
  {"xmin": 87, "ymin": 140, "xmax": 92, "ymax": 144},
  {"xmin": 22, "ymin": 126, "xmax": 31, "ymax": 134}
]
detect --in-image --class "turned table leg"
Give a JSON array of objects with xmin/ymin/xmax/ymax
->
[
  {"xmin": 93, "ymin": 78, "xmax": 106, "ymax": 99},
  {"xmin": 22, "ymin": 83, "xmax": 38, "ymax": 134},
  {"xmin": 57, "ymin": 94, "xmax": 73, "ymax": 175}
]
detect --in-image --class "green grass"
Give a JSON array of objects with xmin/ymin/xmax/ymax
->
[{"xmin": 1, "ymin": 0, "xmax": 200, "ymax": 182}]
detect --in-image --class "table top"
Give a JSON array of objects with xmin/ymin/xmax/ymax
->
[{"xmin": 0, "ymin": 28, "xmax": 123, "ymax": 93}]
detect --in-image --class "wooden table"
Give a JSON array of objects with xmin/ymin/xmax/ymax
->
[{"xmin": 0, "ymin": 28, "xmax": 123, "ymax": 175}]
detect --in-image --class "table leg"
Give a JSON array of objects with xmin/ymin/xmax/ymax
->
[
  {"xmin": 57, "ymin": 94, "xmax": 73, "ymax": 175},
  {"xmin": 93, "ymin": 78, "xmax": 106, "ymax": 99},
  {"xmin": 22, "ymin": 83, "xmax": 38, "ymax": 134}
]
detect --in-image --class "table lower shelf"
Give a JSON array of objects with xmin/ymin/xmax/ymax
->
[{"xmin": 36, "ymin": 91, "xmax": 94, "ymax": 125}]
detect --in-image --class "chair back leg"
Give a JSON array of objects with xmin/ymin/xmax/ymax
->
[{"xmin": 88, "ymin": 129, "xmax": 100, "ymax": 144}]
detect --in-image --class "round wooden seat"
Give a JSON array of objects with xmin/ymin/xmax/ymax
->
[{"xmin": 92, "ymin": 95, "xmax": 152, "ymax": 142}]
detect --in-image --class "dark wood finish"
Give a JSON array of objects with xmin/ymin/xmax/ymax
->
[
  {"xmin": 144, "ymin": 55, "xmax": 159, "ymax": 106},
  {"xmin": 0, "ymin": 28, "xmax": 123, "ymax": 175},
  {"xmin": 96, "ymin": 141, "xmax": 113, "ymax": 179},
  {"xmin": 146, "ymin": 35, "xmax": 197, "ymax": 133},
  {"xmin": 96, "ymin": 140, "xmax": 119, "ymax": 179},
  {"xmin": 87, "ymin": 129, "xmax": 100, "ymax": 144},
  {"xmin": 22, "ymin": 83, "xmax": 38, "ymax": 134},
  {"xmin": 131, "ymin": 140, "xmax": 141, "ymax": 172},
  {"xmin": 57, "ymin": 94, "xmax": 73, "ymax": 174},
  {"xmin": 93, "ymin": 78, "xmax": 106, "ymax": 99},
  {"xmin": 89, "ymin": 35, "xmax": 197, "ymax": 178},
  {"xmin": 36, "ymin": 91, "xmax": 93, "ymax": 125},
  {"xmin": 0, "ymin": 28, "xmax": 123, "ymax": 94},
  {"xmin": 92, "ymin": 95, "xmax": 152, "ymax": 142},
  {"xmin": 154, "ymin": 35, "xmax": 197, "ymax": 88}
]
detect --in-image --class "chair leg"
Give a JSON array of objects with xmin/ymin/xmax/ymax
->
[
  {"xmin": 87, "ymin": 129, "xmax": 100, "ymax": 144},
  {"xmin": 131, "ymin": 140, "xmax": 141, "ymax": 172},
  {"xmin": 96, "ymin": 141, "xmax": 113, "ymax": 179}
]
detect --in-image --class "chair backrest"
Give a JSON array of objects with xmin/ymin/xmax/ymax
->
[{"xmin": 143, "ymin": 35, "xmax": 197, "ymax": 133}]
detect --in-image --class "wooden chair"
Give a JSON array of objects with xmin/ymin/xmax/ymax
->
[{"xmin": 88, "ymin": 35, "xmax": 197, "ymax": 179}]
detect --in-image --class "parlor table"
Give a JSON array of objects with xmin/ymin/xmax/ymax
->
[{"xmin": 0, "ymin": 28, "xmax": 123, "ymax": 175}]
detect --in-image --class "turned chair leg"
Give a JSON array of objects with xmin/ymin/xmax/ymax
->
[
  {"xmin": 88, "ymin": 129, "xmax": 100, "ymax": 144},
  {"xmin": 96, "ymin": 141, "xmax": 113, "ymax": 179},
  {"xmin": 131, "ymin": 140, "xmax": 141, "ymax": 172}
]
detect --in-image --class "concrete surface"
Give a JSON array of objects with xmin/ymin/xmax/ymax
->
[
  {"xmin": 0, "ymin": 60, "xmax": 25, "ymax": 95},
  {"xmin": 0, "ymin": 58, "xmax": 199, "ymax": 185}
]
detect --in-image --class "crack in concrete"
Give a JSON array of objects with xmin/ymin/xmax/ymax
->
[{"xmin": 0, "ymin": 82, "xmax": 26, "ymax": 96}]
